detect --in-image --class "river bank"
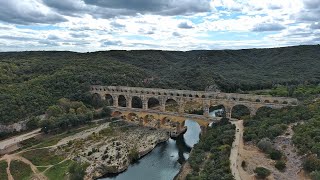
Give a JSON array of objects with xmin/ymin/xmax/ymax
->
[{"xmin": 53, "ymin": 121, "xmax": 170, "ymax": 179}]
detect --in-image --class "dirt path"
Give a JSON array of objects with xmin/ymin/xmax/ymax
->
[
  {"xmin": 230, "ymin": 120, "xmax": 242, "ymax": 180},
  {"xmin": 0, "ymin": 129, "xmax": 41, "ymax": 150},
  {"xmin": 1, "ymin": 153, "xmax": 48, "ymax": 180},
  {"xmin": 230, "ymin": 120, "xmax": 257, "ymax": 180},
  {"xmin": 55, "ymin": 122, "xmax": 111, "ymax": 147},
  {"xmin": 6, "ymin": 157, "xmax": 14, "ymax": 180}
]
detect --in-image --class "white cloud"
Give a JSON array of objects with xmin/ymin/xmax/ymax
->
[{"xmin": 0, "ymin": 0, "xmax": 318, "ymax": 51}]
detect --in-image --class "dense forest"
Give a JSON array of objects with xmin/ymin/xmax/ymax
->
[{"xmin": 1, "ymin": 45, "xmax": 320, "ymax": 124}]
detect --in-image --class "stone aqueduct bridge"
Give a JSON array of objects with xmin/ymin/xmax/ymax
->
[{"xmin": 91, "ymin": 86, "xmax": 298, "ymax": 125}]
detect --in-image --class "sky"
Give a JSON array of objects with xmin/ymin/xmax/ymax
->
[{"xmin": 0, "ymin": 0, "xmax": 319, "ymax": 52}]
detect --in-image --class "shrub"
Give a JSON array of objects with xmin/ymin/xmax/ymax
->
[
  {"xmin": 257, "ymin": 138, "xmax": 272, "ymax": 152},
  {"xmin": 269, "ymin": 149, "xmax": 282, "ymax": 160},
  {"xmin": 275, "ymin": 160, "xmax": 286, "ymax": 171},
  {"xmin": 254, "ymin": 167, "xmax": 271, "ymax": 178},
  {"xmin": 241, "ymin": 160, "xmax": 246, "ymax": 168},
  {"xmin": 303, "ymin": 155, "xmax": 320, "ymax": 172},
  {"xmin": 310, "ymin": 170, "xmax": 320, "ymax": 180},
  {"xmin": 128, "ymin": 146, "xmax": 139, "ymax": 162}
]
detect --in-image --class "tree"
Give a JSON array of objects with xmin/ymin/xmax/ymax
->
[
  {"xmin": 26, "ymin": 116, "xmax": 40, "ymax": 130},
  {"xmin": 254, "ymin": 167, "xmax": 271, "ymax": 179},
  {"xmin": 310, "ymin": 170, "xmax": 320, "ymax": 180},
  {"xmin": 47, "ymin": 105, "xmax": 64, "ymax": 118},
  {"xmin": 275, "ymin": 160, "xmax": 286, "ymax": 171},
  {"xmin": 269, "ymin": 149, "xmax": 282, "ymax": 160},
  {"xmin": 91, "ymin": 94, "xmax": 103, "ymax": 108},
  {"xmin": 303, "ymin": 155, "xmax": 320, "ymax": 172},
  {"xmin": 101, "ymin": 106, "xmax": 112, "ymax": 117},
  {"xmin": 257, "ymin": 138, "xmax": 272, "ymax": 152}
]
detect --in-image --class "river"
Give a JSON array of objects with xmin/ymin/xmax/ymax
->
[
  {"xmin": 102, "ymin": 110, "xmax": 220, "ymax": 180},
  {"xmin": 101, "ymin": 120, "xmax": 201, "ymax": 180}
]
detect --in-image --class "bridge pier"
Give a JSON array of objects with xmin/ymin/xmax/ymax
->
[
  {"xmin": 160, "ymin": 104, "xmax": 165, "ymax": 112},
  {"xmin": 113, "ymin": 95, "xmax": 118, "ymax": 107},
  {"xmin": 143, "ymin": 102, "xmax": 148, "ymax": 110},
  {"xmin": 203, "ymin": 106, "xmax": 209, "ymax": 117},
  {"xmin": 178, "ymin": 104, "xmax": 184, "ymax": 114},
  {"xmin": 127, "ymin": 96, "xmax": 132, "ymax": 108},
  {"xmin": 250, "ymin": 109, "xmax": 257, "ymax": 117},
  {"xmin": 225, "ymin": 107, "xmax": 232, "ymax": 119}
]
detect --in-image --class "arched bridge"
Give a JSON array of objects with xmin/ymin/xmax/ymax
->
[{"xmin": 91, "ymin": 85, "xmax": 298, "ymax": 121}]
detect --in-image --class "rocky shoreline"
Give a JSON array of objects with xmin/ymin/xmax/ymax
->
[{"xmin": 55, "ymin": 121, "xmax": 170, "ymax": 180}]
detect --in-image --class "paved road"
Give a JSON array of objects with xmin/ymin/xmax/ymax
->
[
  {"xmin": 0, "ymin": 128, "xmax": 41, "ymax": 150},
  {"xmin": 230, "ymin": 120, "xmax": 243, "ymax": 180}
]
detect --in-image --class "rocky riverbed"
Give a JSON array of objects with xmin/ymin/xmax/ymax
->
[{"xmin": 55, "ymin": 121, "xmax": 169, "ymax": 179}]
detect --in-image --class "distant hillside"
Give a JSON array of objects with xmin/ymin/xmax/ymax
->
[{"xmin": 0, "ymin": 45, "xmax": 319, "ymax": 124}]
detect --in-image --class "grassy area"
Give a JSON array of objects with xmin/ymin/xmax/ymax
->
[
  {"xmin": 0, "ymin": 160, "xmax": 8, "ymax": 180},
  {"xmin": 45, "ymin": 160, "xmax": 73, "ymax": 180},
  {"xmin": 37, "ymin": 166, "xmax": 49, "ymax": 172},
  {"xmin": 33, "ymin": 124, "xmax": 99, "ymax": 148},
  {"xmin": 10, "ymin": 160, "xmax": 33, "ymax": 180},
  {"xmin": 21, "ymin": 149, "xmax": 65, "ymax": 166}
]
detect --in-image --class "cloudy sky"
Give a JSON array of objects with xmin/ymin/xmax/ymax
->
[{"xmin": 0, "ymin": 0, "xmax": 319, "ymax": 52}]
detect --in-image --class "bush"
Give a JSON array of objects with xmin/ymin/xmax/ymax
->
[
  {"xmin": 303, "ymin": 155, "xmax": 320, "ymax": 172},
  {"xmin": 254, "ymin": 167, "xmax": 271, "ymax": 178},
  {"xmin": 257, "ymin": 138, "xmax": 272, "ymax": 152},
  {"xmin": 269, "ymin": 149, "xmax": 282, "ymax": 160},
  {"xmin": 275, "ymin": 160, "xmax": 286, "ymax": 171},
  {"xmin": 128, "ymin": 146, "xmax": 139, "ymax": 162},
  {"xmin": 241, "ymin": 160, "xmax": 246, "ymax": 168},
  {"xmin": 310, "ymin": 170, "xmax": 320, "ymax": 180}
]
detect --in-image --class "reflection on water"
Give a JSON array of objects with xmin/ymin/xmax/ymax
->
[{"xmin": 102, "ymin": 120, "xmax": 201, "ymax": 180}]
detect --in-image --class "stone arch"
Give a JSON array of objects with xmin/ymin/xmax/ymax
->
[
  {"xmin": 132, "ymin": 96, "xmax": 143, "ymax": 108},
  {"xmin": 189, "ymin": 94, "xmax": 193, "ymax": 98},
  {"xmin": 161, "ymin": 117, "xmax": 170, "ymax": 125},
  {"xmin": 128, "ymin": 113, "xmax": 139, "ymax": 121},
  {"xmin": 195, "ymin": 95, "xmax": 199, "ymax": 98},
  {"xmin": 256, "ymin": 106, "xmax": 273, "ymax": 116},
  {"xmin": 118, "ymin": 95, "xmax": 127, "ymax": 107},
  {"xmin": 231, "ymin": 104, "xmax": 250, "ymax": 119},
  {"xmin": 105, "ymin": 94, "xmax": 113, "ymax": 106},
  {"xmin": 143, "ymin": 115, "xmax": 154, "ymax": 125},
  {"xmin": 165, "ymin": 99, "xmax": 179, "ymax": 112},
  {"xmin": 255, "ymin": 99, "xmax": 261, "ymax": 102},
  {"xmin": 148, "ymin": 97, "xmax": 160, "ymax": 110},
  {"xmin": 184, "ymin": 100, "xmax": 203, "ymax": 114},
  {"xmin": 264, "ymin": 100, "xmax": 270, "ymax": 103},
  {"xmin": 112, "ymin": 111, "xmax": 122, "ymax": 117},
  {"xmin": 209, "ymin": 104, "xmax": 225, "ymax": 117},
  {"xmin": 273, "ymin": 100, "xmax": 279, "ymax": 103},
  {"xmin": 201, "ymin": 95, "xmax": 206, "ymax": 98}
]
